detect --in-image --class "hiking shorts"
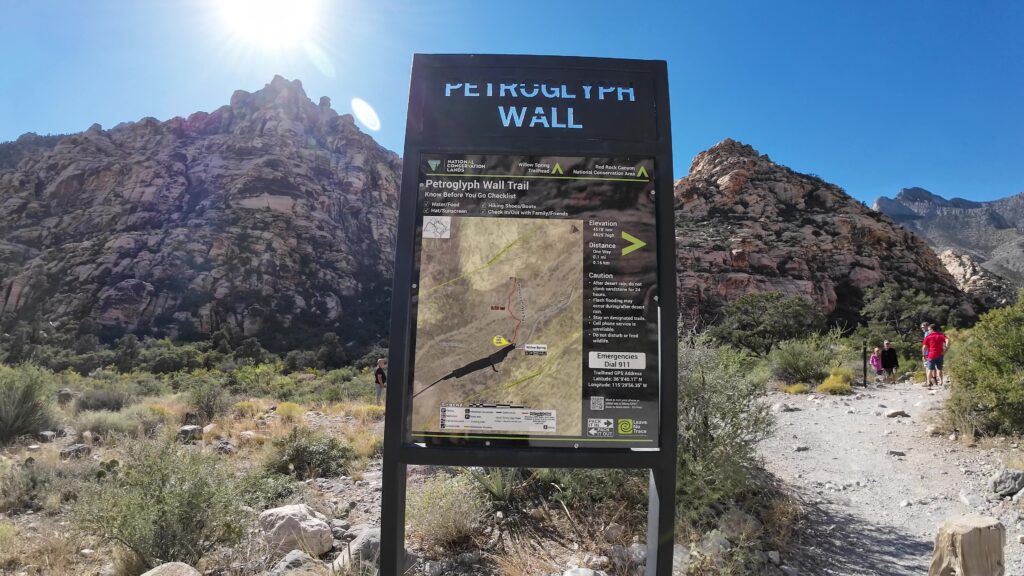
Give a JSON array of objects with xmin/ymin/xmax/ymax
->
[{"xmin": 927, "ymin": 356, "xmax": 944, "ymax": 370}]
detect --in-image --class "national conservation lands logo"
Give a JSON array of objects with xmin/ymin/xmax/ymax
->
[{"xmin": 427, "ymin": 159, "xmax": 441, "ymax": 171}]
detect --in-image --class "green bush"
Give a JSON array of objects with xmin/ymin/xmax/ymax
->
[
  {"xmin": 72, "ymin": 439, "xmax": 247, "ymax": 571},
  {"xmin": 770, "ymin": 332, "xmax": 840, "ymax": 384},
  {"xmin": 466, "ymin": 468, "xmax": 521, "ymax": 504},
  {"xmin": 236, "ymin": 470, "xmax": 301, "ymax": 510},
  {"xmin": 677, "ymin": 340, "xmax": 775, "ymax": 527},
  {"xmin": 0, "ymin": 366, "xmax": 56, "ymax": 445},
  {"xmin": 708, "ymin": 291, "xmax": 825, "ymax": 356},
  {"xmin": 407, "ymin": 474, "xmax": 487, "ymax": 548},
  {"xmin": 75, "ymin": 387, "xmax": 133, "ymax": 413},
  {"xmin": 122, "ymin": 404, "xmax": 177, "ymax": 437},
  {"xmin": 265, "ymin": 426, "xmax": 354, "ymax": 480},
  {"xmin": 187, "ymin": 380, "xmax": 232, "ymax": 425},
  {"xmin": 948, "ymin": 294, "xmax": 1024, "ymax": 435},
  {"xmin": 75, "ymin": 410, "xmax": 140, "ymax": 441}
]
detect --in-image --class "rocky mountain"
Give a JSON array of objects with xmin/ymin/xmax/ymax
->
[
  {"xmin": 874, "ymin": 187, "xmax": 1024, "ymax": 287},
  {"xmin": 0, "ymin": 76, "xmax": 399, "ymax": 353},
  {"xmin": 937, "ymin": 250, "xmax": 1017, "ymax": 310},
  {"xmin": 675, "ymin": 140, "xmax": 973, "ymax": 327}
]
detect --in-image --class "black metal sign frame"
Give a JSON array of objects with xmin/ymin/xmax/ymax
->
[{"xmin": 382, "ymin": 54, "xmax": 677, "ymax": 575}]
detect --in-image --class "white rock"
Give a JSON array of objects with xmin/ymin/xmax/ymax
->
[
  {"xmin": 140, "ymin": 564, "xmax": 201, "ymax": 576},
  {"xmin": 259, "ymin": 504, "xmax": 333, "ymax": 556},
  {"xmin": 768, "ymin": 550, "xmax": 781, "ymax": 565}
]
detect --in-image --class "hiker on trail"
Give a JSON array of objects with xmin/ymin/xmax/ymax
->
[
  {"xmin": 870, "ymin": 347, "xmax": 884, "ymax": 380},
  {"xmin": 922, "ymin": 324, "xmax": 950, "ymax": 388},
  {"xmin": 920, "ymin": 322, "xmax": 931, "ymax": 372},
  {"xmin": 880, "ymin": 340, "xmax": 900, "ymax": 383},
  {"xmin": 374, "ymin": 358, "xmax": 387, "ymax": 405}
]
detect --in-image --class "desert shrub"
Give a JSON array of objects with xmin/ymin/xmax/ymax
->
[
  {"xmin": 188, "ymin": 380, "xmax": 232, "ymax": 424},
  {"xmin": 231, "ymin": 400, "xmax": 260, "ymax": 419},
  {"xmin": 816, "ymin": 368, "xmax": 854, "ymax": 395},
  {"xmin": 782, "ymin": 383, "xmax": 810, "ymax": 395},
  {"xmin": 75, "ymin": 410, "xmax": 140, "ymax": 441},
  {"xmin": 708, "ymin": 291, "xmax": 825, "ymax": 356},
  {"xmin": 770, "ymin": 331, "xmax": 841, "ymax": 384},
  {"xmin": 275, "ymin": 402, "xmax": 304, "ymax": 423},
  {"xmin": 75, "ymin": 386, "xmax": 133, "ymax": 413},
  {"xmin": 0, "ymin": 366, "xmax": 56, "ymax": 445},
  {"xmin": 236, "ymin": 470, "xmax": 301, "ymax": 510},
  {"xmin": 948, "ymin": 293, "xmax": 1024, "ymax": 435},
  {"xmin": 534, "ymin": 468, "xmax": 647, "ymax": 511},
  {"xmin": 72, "ymin": 438, "xmax": 247, "ymax": 571},
  {"xmin": 407, "ymin": 474, "xmax": 487, "ymax": 548},
  {"xmin": 123, "ymin": 404, "xmax": 177, "ymax": 437},
  {"xmin": 0, "ymin": 454, "xmax": 100, "ymax": 514},
  {"xmin": 677, "ymin": 339, "xmax": 775, "ymax": 527},
  {"xmin": 265, "ymin": 426, "xmax": 354, "ymax": 480}
]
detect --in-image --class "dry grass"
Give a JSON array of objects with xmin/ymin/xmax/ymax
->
[
  {"xmin": 0, "ymin": 524, "xmax": 83, "ymax": 575},
  {"xmin": 348, "ymin": 404, "xmax": 385, "ymax": 425},
  {"xmin": 760, "ymin": 494, "xmax": 805, "ymax": 550},
  {"xmin": 345, "ymin": 428, "xmax": 383, "ymax": 459},
  {"xmin": 782, "ymin": 383, "xmax": 810, "ymax": 395},
  {"xmin": 816, "ymin": 368, "xmax": 854, "ymax": 395}
]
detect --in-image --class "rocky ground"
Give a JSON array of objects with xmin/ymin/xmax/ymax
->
[{"xmin": 760, "ymin": 380, "xmax": 1024, "ymax": 575}]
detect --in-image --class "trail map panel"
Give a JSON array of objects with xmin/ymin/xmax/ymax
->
[{"xmin": 410, "ymin": 154, "xmax": 659, "ymax": 448}]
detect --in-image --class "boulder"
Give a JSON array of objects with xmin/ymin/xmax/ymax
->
[
  {"xmin": 603, "ymin": 522, "xmax": 626, "ymax": 542},
  {"xmin": 213, "ymin": 440, "xmax": 237, "ymax": 455},
  {"xmin": 331, "ymin": 526, "xmax": 381, "ymax": 570},
  {"xmin": 267, "ymin": 550, "xmax": 323, "ymax": 576},
  {"xmin": 37, "ymin": 431, "xmax": 56, "ymax": 443},
  {"xmin": 928, "ymin": 516, "xmax": 1005, "ymax": 576},
  {"xmin": 56, "ymin": 388, "xmax": 75, "ymax": 405},
  {"xmin": 885, "ymin": 410, "xmax": 910, "ymax": 418},
  {"xmin": 140, "ymin": 563, "xmax": 201, "ymax": 576},
  {"xmin": 60, "ymin": 444, "xmax": 91, "ymax": 459},
  {"xmin": 259, "ymin": 504, "xmax": 333, "ymax": 557},
  {"xmin": 988, "ymin": 469, "xmax": 1024, "ymax": 497},
  {"xmin": 176, "ymin": 425, "xmax": 202, "ymax": 443}
]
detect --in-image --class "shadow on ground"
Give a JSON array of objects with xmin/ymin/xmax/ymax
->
[{"xmin": 783, "ymin": 485, "xmax": 934, "ymax": 576}]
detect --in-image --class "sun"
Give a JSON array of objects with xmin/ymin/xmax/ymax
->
[{"xmin": 219, "ymin": 0, "xmax": 317, "ymax": 49}]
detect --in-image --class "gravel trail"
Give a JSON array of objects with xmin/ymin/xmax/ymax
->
[{"xmin": 759, "ymin": 381, "xmax": 1024, "ymax": 575}]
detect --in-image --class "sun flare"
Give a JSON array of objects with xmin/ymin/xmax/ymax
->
[{"xmin": 219, "ymin": 0, "xmax": 317, "ymax": 49}]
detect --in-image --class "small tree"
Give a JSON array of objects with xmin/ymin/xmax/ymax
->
[
  {"xmin": 861, "ymin": 283, "xmax": 948, "ymax": 339},
  {"xmin": 707, "ymin": 291, "xmax": 824, "ymax": 356}
]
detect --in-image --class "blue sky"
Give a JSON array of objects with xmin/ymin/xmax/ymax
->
[{"xmin": 1, "ymin": 0, "xmax": 1021, "ymax": 203}]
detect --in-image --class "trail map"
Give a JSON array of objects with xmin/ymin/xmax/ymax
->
[{"xmin": 412, "ymin": 217, "xmax": 584, "ymax": 436}]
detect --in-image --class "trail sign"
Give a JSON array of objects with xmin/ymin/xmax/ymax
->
[{"xmin": 382, "ymin": 54, "xmax": 677, "ymax": 576}]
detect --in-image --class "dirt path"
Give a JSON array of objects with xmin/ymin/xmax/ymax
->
[{"xmin": 759, "ymin": 381, "xmax": 1024, "ymax": 575}]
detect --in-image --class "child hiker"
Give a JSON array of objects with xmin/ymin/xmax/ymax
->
[{"xmin": 870, "ymin": 347, "xmax": 884, "ymax": 381}]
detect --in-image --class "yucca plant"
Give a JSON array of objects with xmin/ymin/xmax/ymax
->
[{"xmin": 0, "ymin": 366, "xmax": 55, "ymax": 445}]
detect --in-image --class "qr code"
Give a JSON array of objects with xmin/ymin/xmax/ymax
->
[{"xmin": 590, "ymin": 396, "xmax": 605, "ymax": 411}]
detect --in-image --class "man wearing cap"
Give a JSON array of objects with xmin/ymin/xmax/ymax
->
[{"xmin": 880, "ymin": 340, "xmax": 899, "ymax": 383}]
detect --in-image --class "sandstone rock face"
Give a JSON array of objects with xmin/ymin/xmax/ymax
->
[
  {"xmin": 0, "ymin": 76, "xmax": 399, "ymax": 352},
  {"xmin": 875, "ymin": 187, "xmax": 1024, "ymax": 288},
  {"xmin": 675, "ymin": 140, "xmax": 971, "ymax": 326},
  {"xmin": 939, "ymin": 250, "xmax": 1017, "ymax": 310}
]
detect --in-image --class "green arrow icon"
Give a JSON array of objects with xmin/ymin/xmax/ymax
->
[
  {"xmin": 551, "ymin": 163, "xmax": 563, "ymax": 175},
  {"xmin": 636, "ymin": 166, "xmax": 649, "ymax": 178},
  {"xmin": 621, "ymin": 231, "xmax": 647, "ymax": 255}
]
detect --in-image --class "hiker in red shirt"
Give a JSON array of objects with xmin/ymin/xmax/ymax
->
[{"xmin": 921, "ymin": 324, "xmax": 950, "ymax": 388}]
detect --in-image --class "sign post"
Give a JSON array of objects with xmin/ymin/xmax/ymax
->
[{"xmin": 382, "ymin": 54, "xmax": 677, "ymax": 575}]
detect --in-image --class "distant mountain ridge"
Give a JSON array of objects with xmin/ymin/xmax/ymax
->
[{"xmin": 874, "ymin": 187, "xmax": 1024, "ymax": 287}]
